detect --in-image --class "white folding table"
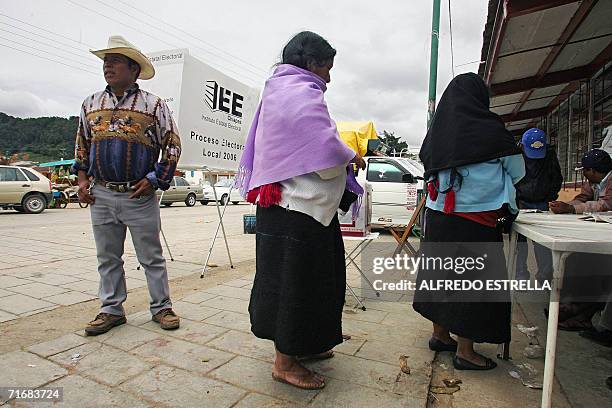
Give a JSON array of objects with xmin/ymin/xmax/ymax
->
[
  {"xmin": 343, "ymin": 232, "xmax": 380, "ymax": 310},
  {"xmin": 506, "ymin": 212, "xmax": 612, "ymax": 408}
]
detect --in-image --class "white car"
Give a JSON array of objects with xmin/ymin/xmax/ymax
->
[
  {"xmin": 0, "ymin": 165, "xmax": 52, "ymax": 214},
  {"xmin": 201, "ymin": 178, "xmax": 244, "ymax": 206},
  {"xmin": 356, "ymin": 156, "xmax": 424, "ymax": 228}
]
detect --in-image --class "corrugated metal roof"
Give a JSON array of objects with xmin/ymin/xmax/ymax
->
[{"xmin": 479, "ymin": 0, "xmax": 612, "ymax": 134}]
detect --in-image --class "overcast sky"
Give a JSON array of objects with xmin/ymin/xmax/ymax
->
[{"xmin": 0, "ymin": 0, "xmax": 488, "ymax": 147}]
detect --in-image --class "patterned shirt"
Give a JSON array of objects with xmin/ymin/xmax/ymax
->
[{"xmin": 73, "ymin": 83, "xmax": 181, "ymax": 191}]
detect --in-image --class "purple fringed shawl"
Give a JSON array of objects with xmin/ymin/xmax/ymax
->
[{"xmin": 235, "ymin": 64, "xmax": 363, "ymax": 201}]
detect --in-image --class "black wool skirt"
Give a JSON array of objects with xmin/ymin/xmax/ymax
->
[
  {"xmin": 249, "ymin": 205, "xmax": 346, "ymax": 355},
  {"xmin": 413, "ymin": 208, "xmax": 511, "ymax": 344}
]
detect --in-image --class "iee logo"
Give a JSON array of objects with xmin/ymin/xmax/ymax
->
[{"xmin": 205, "ymin": 81, "xmax": 243, "ymax": 118}]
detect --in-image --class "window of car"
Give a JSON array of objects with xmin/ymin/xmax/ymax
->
[
  {"xmin": 0, "ymin": 167, "xmax": 27, "ymax": 182},
  {"xmin": 21, "ymin": 168, "xmax": 41, "ymax": 181},
  {"xmin": 214, "ymin": 179, "xmax": 231, "ymax": 187},
  {"xmin": 176, "ymin": 178, "xmax": 189, "ymax": 187},
  {"xmin": 367, "ymin": 161, "xmax": 407, "ymax": 183}
]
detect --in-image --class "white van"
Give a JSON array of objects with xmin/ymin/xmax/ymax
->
[{"xmin": 356, "ymin": 156, "xmax": 424, "ymax": 228}]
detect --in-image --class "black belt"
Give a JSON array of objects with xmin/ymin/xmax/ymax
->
[{"xmin": 94, "ymin": 179, "xmax": 137, "ymax": 193}]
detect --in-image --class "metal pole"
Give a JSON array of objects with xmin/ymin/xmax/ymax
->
[
  {"xmin": 158, "ymin": 189, "xmax": 174, "ymax": 261},
  {"xmin": 427, "ymin": 0, "xmax": 442, "ymax": 128},
  {"xmin": 200, "ymin": 169, "xmax": 234, "ymax": 278}
]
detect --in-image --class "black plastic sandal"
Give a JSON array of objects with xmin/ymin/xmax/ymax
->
[
  {"xmin": 453, "ymin": 355, "xmax": 497, "ymax": 371},
  {"xmin": 428, "ymin": 337, "xmax": 458, "ymax": 352}
]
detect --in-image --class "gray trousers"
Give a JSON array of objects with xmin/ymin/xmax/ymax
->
[{"xmin": 90, "ymin": 184, "xmax": 171, "ymax": 316}]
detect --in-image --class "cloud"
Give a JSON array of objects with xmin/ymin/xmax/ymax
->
[
  {"xmin": 0, "ymin": 0, "xmax": 487, "ymax": 146},
  {"xmin": 0, "ymin": 88, "xmax": 74, "ymax": 118}
]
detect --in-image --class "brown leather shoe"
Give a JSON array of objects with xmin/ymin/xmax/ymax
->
[
  {"xmin": 85, "ymin": 313, "xmax": 126, "ymax": 336},
  {"xmin": 152, "ymin": 308, "xmax": 180, "ymax": 330}
]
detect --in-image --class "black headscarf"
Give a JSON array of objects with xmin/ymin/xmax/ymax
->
[{"xmin": 419, "ymin": 73, "xmax": 521, "ymax": 179}]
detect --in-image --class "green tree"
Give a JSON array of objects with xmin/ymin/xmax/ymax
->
[
  {"xmin": 378, "ymin": 130, "xmax": 408, "ymax": 155},
  {"xmin": 0, "ymin": 112, "xmax": 78, "ymax": 162}
]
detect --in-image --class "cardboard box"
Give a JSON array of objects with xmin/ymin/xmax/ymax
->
[{"xmin": 339, "ymin": 182, "xmax": 372, "ymax": 237}]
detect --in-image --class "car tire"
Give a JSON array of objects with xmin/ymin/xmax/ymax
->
[
  {"xmin": 163, "ymin": 202, "xmax": 172, "ymax": 207},
  {"xmin": 200, "ymin": 200, "xmax": 209, "ymax": 205},
  {"xmin": 232, "ymin": 201, "xmax": 239, "ymax": 205},
  {"xmin": 220, "ymin": 194, "xmax": 228, "ymax": 206},
  {"xmin": 185, "ymin": 194, "xmax": 196, "ymax": 207},
  {"xmin": 22, "ymin": 194, "xmax": 47, "ymax": 214}
]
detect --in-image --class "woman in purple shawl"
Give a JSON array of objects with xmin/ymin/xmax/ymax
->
[{"xmin": 236, "ymin": 31, "xmax": 365, "ymax": 390}]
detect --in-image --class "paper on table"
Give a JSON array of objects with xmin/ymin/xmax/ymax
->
[{"xmin": 579, "ymin": 212, "xmax": 612, "ymax": 224}]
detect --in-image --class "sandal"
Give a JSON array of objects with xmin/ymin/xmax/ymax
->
[
  {"xmin": 453, "ymin": 355, "xmax": 497, "ymax": 371},
  {"xmin": 271, "ymin": 369, "xmax": 325, "ymax": 390},
  {"xmin": 428, "ymin": 337, "xmax": 458, "ymax": 352},
  {"xmin": 297, "ymin": 350, "xmax": 334, "ymax": 362}
]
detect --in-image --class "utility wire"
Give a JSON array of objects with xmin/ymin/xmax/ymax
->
[
  {"xmin": 0, "ymin": 26, "xmax": 98, "ymax": 64},
  {"xmin": 448, "ymin": 0, "xmax": 455, "ymax": 77},
  {"xmin": 115, "ymin": 0, "xmax": 269, "ymax": 77},
  {"xmin": 0, "ymin": 34, "xmax": 99, "ymax": 70},
  {"xmin": 0, "ymin": 12, "xmax": 95, "ymax": 48},
  {"xmin": 0, "ymin": 42, "xmax": 98, "ymax": 76},
  {"xmin": 66, "ymin": 0, "xmax": 265, "ymax": 84},
  {"xmin": 0, "ymin": 21, "xmax": 90, "ymax": 55}
]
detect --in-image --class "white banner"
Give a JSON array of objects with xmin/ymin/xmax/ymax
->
[{"xmin": 146, "ymin": 49, "xmax": 260, "ymax": 171}]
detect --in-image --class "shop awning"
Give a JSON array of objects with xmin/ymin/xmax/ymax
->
[
  {"xmin": 37, "ymin": 159, "xmax": 76, "ymax": 167},
  {"xmin": 479, "ymin": 0, "xmax": 612, "ymax": 135}
]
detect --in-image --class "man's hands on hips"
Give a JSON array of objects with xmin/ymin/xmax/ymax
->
[
  {"xmin": 77, "ymin": 171, "xmax": 95, "ymax": 204},
  {"xmin": 129, "ymin": 178, "xmax": 155, "ymax": 199}
]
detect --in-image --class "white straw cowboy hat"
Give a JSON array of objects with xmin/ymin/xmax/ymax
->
[{"xmin": 90, "ymin": 35, "xmax": 155, "ymax": 80}]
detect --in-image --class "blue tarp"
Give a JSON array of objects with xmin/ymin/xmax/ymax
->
[{"xmin": 37, "ymin": 159, "xmax": 75, "ymax": 167}]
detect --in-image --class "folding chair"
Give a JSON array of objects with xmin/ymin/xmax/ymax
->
[
  {"xmin": 389, "ymin": 196, "xmax": 426, "ymax": 257},
  {"xmin": 344, "ymin": 232, "xmax": 380, "ymax": 311}
]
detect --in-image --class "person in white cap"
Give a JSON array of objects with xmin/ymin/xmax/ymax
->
[{"xmin": 73, "ymin": 36, "xmax": 181, "ymax": 335}]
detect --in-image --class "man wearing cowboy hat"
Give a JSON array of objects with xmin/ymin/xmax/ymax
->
[{"xmin": 74, "ymin": 36, "xmax": 181, "ymax": 335}]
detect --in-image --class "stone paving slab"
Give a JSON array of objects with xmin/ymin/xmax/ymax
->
[
  {"xmin": 0, "ymin": 309, "xmax": 17, "ymax": 323},
  {"xmin": 27, "ymin": 334, "xmax": 87, "ymax": 358},
  {"xmin": 42, "ymin": 291, "xmax": 96, "ymax": 306},
  {"xmin": 203, "ymin": 310, "xmax": 252, "ymax": 333},
  {"xmin": 96, "ymin": 324, "xmax": 162, "ymax": 351},
  {"xmin": 16, "ymin": 374, "xmax": 150, "ymax": 408},
  {"xmin": 139, "ymin": 318, "xmax": 229, "ymax": 346},
  {"xmin": 181, "ymin": 290, "xmax": 219, "ymax": 304},
  {"xmin": 208, "ymin": 330, "xmax": 276, "ymax": 363},
  {"xmin": 202, "ymin": 284, "xmax": 253, "ymax": 300},
  {"xmin": 172, "ymin": 300, "xmax": 223, "ymax": 321},
  {"xmin": 120, "ymin": 364, "xmax": 246, "ymax": 408},
  {"xmin": 209, "ymin": 356, "xmax": 321, "ymax": 405},
  {"xmin": 49, "ymin": 343, "xmax": 153, "ymax": 387},
  {"xmin": 309, "ymin": 377, "xmax": 426, "ymax": 408},
  {"xmin": 233, "ymin": 392, "xmax": 299, "ymax": 407},
  {"xmin": 0, "ymin": 276, "xmax": 32, "ymax": 288},
  {"xmin": 0, "ymin": 351, "xmax": 67, "ymax": 403},
  {"xmin": 0, "ymin": 294, "xmax": 57, "ymax": 315},
  {"xmin": 307, "ymin": 352, "xmax": 430, "ymax": 396},
  {"xmin": 28, "ymin": 273, "xmax": 82, "ymax": 286},
  {"xmin": 11, "ymin": 282, "xmax": 68, "ymax": 299},
  {"xmin": 131, "ymin": 337, "xmax": 235, "ymax": 375},
  {"xmin": 201, "ymin": 295, "xmax": 250, "ymax": 314}
]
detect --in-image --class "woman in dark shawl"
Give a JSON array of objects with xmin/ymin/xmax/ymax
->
[{"xmin": 413, "ymin": 73, "xmax": 525, "ymax": 370}]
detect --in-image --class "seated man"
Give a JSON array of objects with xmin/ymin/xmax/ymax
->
[{"xmin": 549, "ymin": 148, "xmax": 612, "ymax": 214}]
